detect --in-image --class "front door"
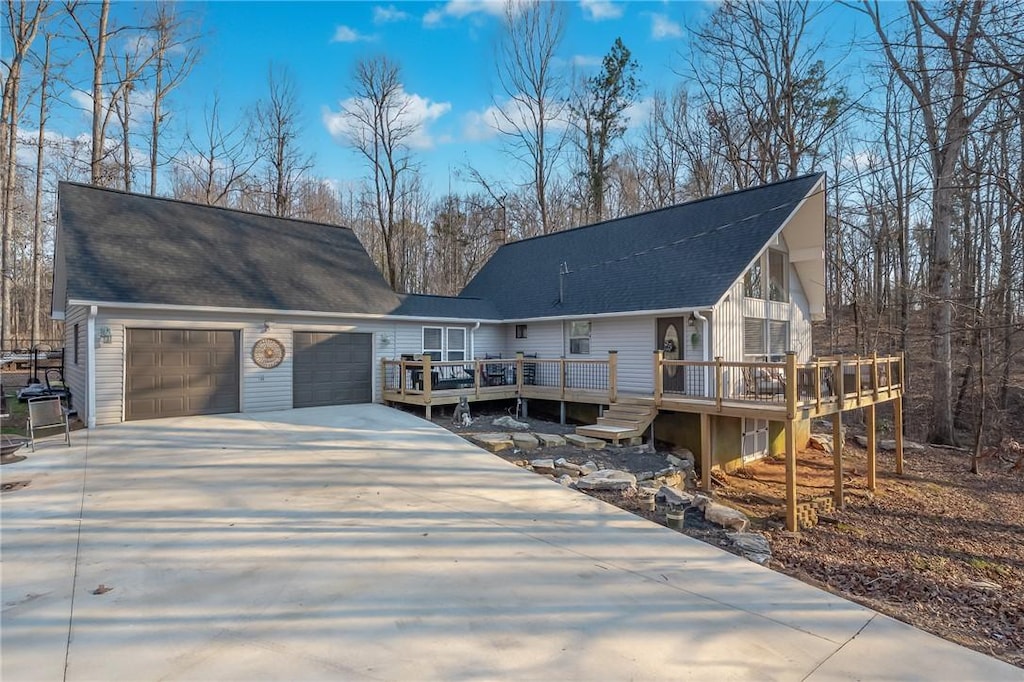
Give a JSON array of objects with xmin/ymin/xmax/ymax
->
[{"xmin": 656, "ymin": 317, "xmax": 685, "ymax": 393}]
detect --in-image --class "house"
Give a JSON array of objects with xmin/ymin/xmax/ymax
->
[{"xmin": 52, "ymin": 174, "xmax": 904, "ymax": 529}]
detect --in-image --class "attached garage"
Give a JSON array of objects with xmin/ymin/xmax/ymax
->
[
  {"xmin": 126, "ymin": 329, "xmax": 240, "ymax": 421},
  {"xmin": 293, "ymin": 331, "xmax": 372, "ymax": 408}
]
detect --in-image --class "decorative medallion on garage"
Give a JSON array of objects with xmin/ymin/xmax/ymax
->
[{"xmin": 252, "ymin": 337, "xmax": 285, "ymax": 368}]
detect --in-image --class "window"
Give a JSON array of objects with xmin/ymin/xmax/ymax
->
[
  {"xmin": 743, "ymin": 318, "xmax": 765, "ymax": 357},
  {"xmin": 447, "ymin": 328, "xmax": 466, "ymax": 361},
  {"xmin": 422, "ymin": 326, "xmax": 467, "ymax": 361},
  {"xmin": 768, "ymin": 250, "xmax": 788, "ymax": 302},
  {"xmin": 569, "ymin": 320, "xmax": 591, "ymax": 355},
  {"xmin": 73, "ymin": 323, "xmax": 80, "ymax": 364},
  {"xmin": 744, "ymin": 258, "xmax": 763, "ymax": 298},
  {"xmin": 422, "ymin": 327, "xmax": 442, "ymax": 361},
  {"xmin": 515, "ymin": 324, "xmax": 528, "ymax": 339},
  {"xmin": 768, "ymin": 321, "xmax": 789, "ymax": 359}
]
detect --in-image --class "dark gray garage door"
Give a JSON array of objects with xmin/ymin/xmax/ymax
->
[
  {"xmin": 293, "ymin": 332, "xmax": 372, "ymax": 408},
  {"xmin": 126, "ymin": 329, "xmax": 239, "ymax": 421}
]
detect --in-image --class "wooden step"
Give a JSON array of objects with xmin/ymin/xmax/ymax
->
[
  {"xmin": 604, "ymin": 405, "xmax": 653, "ymax": 417},
  {"xmin": 576, "ymin": 425, "xmax": 641, "ymax": 445},
  {"xmin": 597, "ymin": 417, "xmax": 643, "ymax": 429}
]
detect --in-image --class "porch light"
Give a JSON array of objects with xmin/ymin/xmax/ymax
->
[
  {"xmin": 262, "ymin": 321, "xmax": 273, "ymax": 333},
  {"xmin": 97, "ymin": 326, "xmax": 112, "ymax": 344}
]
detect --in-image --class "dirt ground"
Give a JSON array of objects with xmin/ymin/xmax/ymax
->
[{"xmin": 429, "ymin": 404, "xmax": 1024, "ymax": 670}]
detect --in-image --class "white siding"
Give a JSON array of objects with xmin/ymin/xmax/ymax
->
[
  {"xmin": 90, "ymin": 308, "xmax": 471, "ymax": 425},
  {"xmin": 588, "ymin": 316, "xmax": 655, "ymax": 394},
  {"xmin": 713, "ymin": 279, "xmax": 748, "ymax": 362},
  {"xmin": 471, "ymin": 323, "xmax": 504, "ymax": 358},
  {"xmin": 63, "ymin": 305, "xmax": 88, "ymax": 421},
  {"xmin": 503, "ymin": 320, "xmax": 562, "ymax": 358},
  {"xmin": 789, "ymin": 264, "xmax": 813, "ymax": 361}
]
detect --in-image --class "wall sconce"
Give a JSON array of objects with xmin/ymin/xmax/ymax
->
[
  {"xmin": 262, "ymin": 321, "xmax": 273, "ymax": 333},
  {"xmin": 379, "ymin": 333, "xmax": 392, "ymax": 347},
  {"xmin": 97, "ymin": 326, "xmax": 112, "ymax": 344}
]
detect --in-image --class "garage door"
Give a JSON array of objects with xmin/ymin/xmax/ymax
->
[
  {"xmin": 293, "ymin": 332, "xmax": 372, "ymax": 408},
  {"xmin": 126, "ymin": 329, "xmax": 239, "ymax": 421}
]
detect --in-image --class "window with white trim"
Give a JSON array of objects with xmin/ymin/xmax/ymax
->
[
  {"xmin": 447, "ymin": 328, "xmax": 466, "ymax": 361},
  {"xmin": 569, "ymin": 320, "xmax": 591, "ymax": 355},
  {"xmin": 768, "ymin": 320, "xmax": 789, "ymax": 360},
  {"xmin": 744, "ymin": 318, "xmax": 789, "ymax": 360},
  {"xmin": 422, "ymin": 326, "xmax": 443, "ymax": 361},
  {"xmin": 768, "ymin": 250, "xmax": 788, "ymax": 302},
  {"xmin": 743, "ymin": 318, "xmax": 766, "ymax": 358}
]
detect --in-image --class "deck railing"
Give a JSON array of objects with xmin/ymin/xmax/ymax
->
[{"xmin": 382, "ymin": 350, "xmax": 902, "ymax": 416}]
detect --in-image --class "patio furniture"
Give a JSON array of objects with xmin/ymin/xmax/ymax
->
[{"xmin": 27, "ymin": 395, "xmax": 71, "ymax": 451}]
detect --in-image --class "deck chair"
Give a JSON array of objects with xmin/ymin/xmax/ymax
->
[{"xmin": 27, "ymin": 395, "xmax": 71, "ymax": 451}]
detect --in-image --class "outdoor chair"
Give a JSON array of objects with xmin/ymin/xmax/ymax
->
[{"xmin": 27, "ymin": 395, "xmax": 71, "ymax": 451}]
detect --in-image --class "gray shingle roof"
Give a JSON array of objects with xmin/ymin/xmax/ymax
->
[
  {"xmin": 460, "ymin": 173, "xmax": 824, "ymax": 319},
  {"xmin": 57, "ymin": 182, "xmax": 499, "ymax": 320}
]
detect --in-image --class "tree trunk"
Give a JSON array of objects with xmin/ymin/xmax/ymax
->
[{"xmin": 31, "ymin": 35, "xmax": 51, "ymax": 347}]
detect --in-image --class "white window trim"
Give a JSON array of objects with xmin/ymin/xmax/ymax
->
[
  {"xmin": 568, "ymin": 320, "xmax": 591, "ymax": 356},
  {"xmin": 744, "ymin": 249, "xmax": 789, "ymax": 302},
  {"xmin": 422, "ymin": 325, "xmax": 468, "ymax": 362}
]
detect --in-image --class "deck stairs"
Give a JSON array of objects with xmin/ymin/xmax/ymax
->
[{"xmin": 575, "ymin": 401, "xmax": 659, "ymax": 445}]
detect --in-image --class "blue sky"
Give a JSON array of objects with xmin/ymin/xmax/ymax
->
[{"xmin": 69, "ymin": 1, "xmax": 869, "ymax": 195}]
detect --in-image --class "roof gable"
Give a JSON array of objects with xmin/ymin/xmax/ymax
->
[{"xmin": 460, "ymin": 174, "xmax": 825, "ymax": 319}]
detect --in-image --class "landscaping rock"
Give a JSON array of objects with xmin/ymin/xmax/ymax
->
[
  {"xmin": 580, "ymin": 461, "xmax": 598, "ymax": 475},
  {"xmin": 627, "ymin": 442, "xmax": 655, "ymax": 455},
  {"xmin": 656, "ymin": 486, "xmax": 693, "ymax": 509},
  {"xmin": 745, "ymin": 552, "xmax": 772, "ymax": 566},
  {"xmin": 639, "ymin": 485, "xmax": 661, "ymax": 497},
  {"xmin": 575, "ymin": 469, "xmax": 637, "ymax": 492},
  {"xmin": 529, "ymin": 458, "xmax": 556, "ymax": 474},
  {"xmin": 565, "ymin": 434, "xmax": 607, "ymax": 450},
  {"xmin": 554, "ymin": 467, "xmax": 580, "ymax": 478},
  {"xmin": 535, "ymin": 433, "xmax": 567, "ymax": 447},
  {"xmin": 512, "ymin": 432, "xmax": 539, "ymax": 450},
  {"xmin": 553, "ymin": 458, "xmax": 583, "ymax": 473},
  {"xmin": 808, "ymin": 434, "xmax": 833, "ymax": 453},
  {"xmin": 471, "ymin": 433, "xmax": 514, "ymax": 453},
  {"xmin": 726, "ymin": 532, "xmax": 771, "ymax": 557},
  {"xmin": 704, "ymin": 502, "xmax": 750, "ymax": 532},
  {"xmin": 692, "ymin": 493, "xmax": 712, "ymax": 511},
  {"xmin": 667, "ymin": 449, "xmax": 695, "ymax": 469},
  {"xmin": 493, "ymin": 415, "xmax": 530, "ymax": 430},
  {"xmin": 636, "ymin": 471, "xmax": 655, "ymax": 482},
  {"xmin": 556, "ymin": 474, "xmax": 575, "ymax": 487}
]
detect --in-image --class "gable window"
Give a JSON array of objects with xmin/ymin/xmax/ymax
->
[
  {"xmin": 744, "ymin": 258, "xmax": 763, "ymax": 298},
  {"xmin": 515, "ymin": 324, "xmax": 527, "ymax": 339},
  {"xmin": 447, "ymin": 328, "xmax": 466, "ymax": 362},
  {"xmin": 74, "ymin": 323, "xmax": 80, "ymax": 364},
  {"xmin": 768, "ymin": 250, "xmax": 788, "ymax": 302},
  {"xmin": 422, "ymin": 327, "xmax": 443, "ymax": 361},
  {"xmin": 569, "ymin": 320, "xmax": 591, "ymax": 355}
]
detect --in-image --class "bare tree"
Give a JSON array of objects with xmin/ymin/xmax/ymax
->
[
  {"xmin": 494, "ymin": 0, "xmax": 567, "ymax": 235},
  {"xmin": 862, "ymin": 0, "xmax": 1019, "ymax": 444},
  {"xmin": 147, "ymin": 1, "xmax": 200, "ymax": 195},
  {"xmin": 171, "ymin": 96, "xmax": 258, "ymax": 206},
  {"xmin": 1, "ymin": 0, "xmax": 47, "ymax": 347},
  {"xmin": 252, "ymin": 65, "xmax": 311, "ymax": 217},
  {"xmin": 342, "ymin": 56, "xmax": 417, "ymax": 289},
  {"xmin": 30, "ymin": 33, "xmax": 51, "ymax": 346}
]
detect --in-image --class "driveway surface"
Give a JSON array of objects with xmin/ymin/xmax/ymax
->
[{"xmin": 2, "ymin": 404, "xmax": 1019, "ymax": 681}]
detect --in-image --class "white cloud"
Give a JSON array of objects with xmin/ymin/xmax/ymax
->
[
  {"xmin": 650, "ymin": 13, "xmax": 683, "ymax": 40},
  {"xmin": 580, "ymin": 0, "xmax": 622, "ymax": 21},
  {"xmin": 422, "ymin": 0, "xmax": 525, "ymax": 27},
  {"xmin": 373, "ymin": 5, "xmax": 410, "ymax": 23},
  {"xmin": 462, "ymin": 95, "xmax": 569, "ymax": 142},
  {"xmin": 623, "ymin": 96, "xmax": 654, "ymax": 130},
  {"xmin": 571, "ymin": 54, "xmax": 602, "ymax": 68},
  {"xmin": 331, "ymin": 25, "xmax": 374, "ymax": 43},
  {"xmin": 323, "ymin": 86, "xmax": 452, "ymax": 151}
]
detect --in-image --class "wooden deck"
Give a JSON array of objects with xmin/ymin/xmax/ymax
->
[{"xmin": 382, "ymin": 351, "xmax": 905, "ymax": 532}]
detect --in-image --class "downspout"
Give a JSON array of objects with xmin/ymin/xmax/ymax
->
[
  {"xmin": 692, "ymin": 310, "xmax": 710, "ymax": 397},
  {"xmin": 470, "ymin": 321, "xmax": 480, "ymax": 360},
  {"xmin": 87, "ymin": 305, "xmax": 97, "ymax": 428}
]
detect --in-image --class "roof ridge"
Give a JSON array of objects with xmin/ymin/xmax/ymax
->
[
  {"xmin": 58, "ymin": 181, "xmax": 356, "ymax": 233},
  {"xmin": 402, "ymin": 292, "xmax": 488, "ymax": 301},
  {"xmin": 495, "ymin": 172, "xmax": 824, "ymax": 249}
]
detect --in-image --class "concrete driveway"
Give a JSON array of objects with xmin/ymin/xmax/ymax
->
[{"xmin": 2, "ymin": 405, "xmax": 1018, "ymax": 681}]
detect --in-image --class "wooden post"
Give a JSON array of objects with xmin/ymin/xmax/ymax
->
[
  {"xmin": 855, "ymin": 355, "xmax": 862, "ymax": 405},
  {"xmin": 894, "ymin": 396, "xmax": 904, "ymax": 475},
  {"xmin": 785, "ymin": 418, "xmax": 797, "ymax": 532},
  {"xmin": 814, "ymin": 358, "xmax": 822, "ymax": 413},
  {"xmin": 473, "ymin": 358, "xmax": 481, "ymax": 398},
  {"xmin": 653, "ymin": 350, "xmax": 664, "ymax": 406},
  {"xmin": 832, "ymin": 411, "xmax": 844, "ymax": 509},
  {"xmin": 700, "ymin": 412, "xmax": 712, "ymax": 492},
  {"xmin": 608, "ymin": 350, "xmax": 618, "ymax": 403},
  {"xmin": 422, "ymin": 354, "xmax": 432, "ymax": 406},
  {"xmin": 785, "ymin": 352, "xmax": 797, "ymax": 420},
  {"xmin": 835, "ymin": 355, "xmax": 844, "ymax": 409},
  {"xmin": 865, "ymin": 403, "xmax": 876, "ymax": 492},
  {"xmin": 714, "ymin": 356, "xmax": 724, "ymax": 412},
  {"xmin": 871, "ymin": 351, "xmax": 879, "ymax": 403},
  {"xmin": 515, "ymin": 352, "xmax": 524, "ymax": 393}
]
